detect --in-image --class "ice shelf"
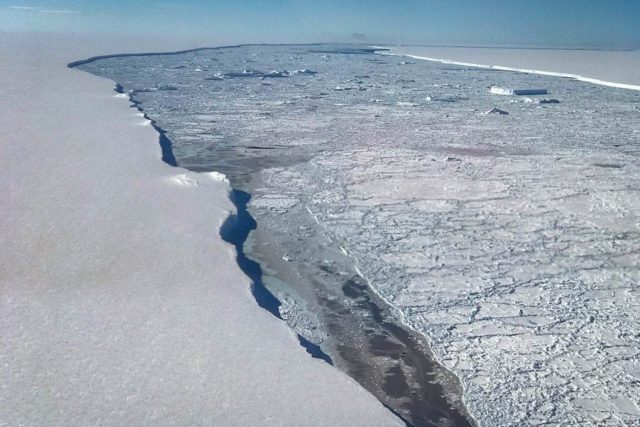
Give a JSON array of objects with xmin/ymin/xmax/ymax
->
[{"xmin": 0, "ymin": 36, "xmax": 404, "ymax": 427}]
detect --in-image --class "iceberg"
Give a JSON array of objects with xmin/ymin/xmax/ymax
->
[
  {"xmin": 385, "ymin": 46, "xmax": 640, "ymax": 91},
  {"xmin": 490, "ymin": 86, "xmax": 548, "ymax": 95}
]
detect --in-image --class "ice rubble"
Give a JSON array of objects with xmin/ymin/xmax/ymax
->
[
  {"xmin": 295, "ymin": 68, "xmax": 318, "ymax": 75},
  {"xmin": 77, "ymin": 43, "xmax": 640, "ymax": 426},
  {"xmin": 523, "ymin": 97, "xmax": 561, "ymax": 104},
  {"xmin": 0, "ymin": 35, "xmax": 403, "ymax": 426}
]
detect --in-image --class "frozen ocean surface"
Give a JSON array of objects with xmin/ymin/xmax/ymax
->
[{"xmin": 78, "ymin": 44, "xmax": 640, "ymax": 426}]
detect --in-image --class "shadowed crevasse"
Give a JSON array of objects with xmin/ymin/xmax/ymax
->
[{"xmin": 113, "ymin": 83, "xmax": 177, "ymax": 167}]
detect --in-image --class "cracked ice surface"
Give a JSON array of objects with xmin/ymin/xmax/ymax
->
[
  {"xmin": 295, "ymin": 148, "xmax": 640, "ymax": 425},
  {"xmin": 78, "ymin": 45, "xmax": 640, "ymax": 425}
]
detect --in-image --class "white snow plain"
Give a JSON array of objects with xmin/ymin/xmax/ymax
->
[
  {"xmin": 0, "ymin": 33, "xmax": 403, "ymax": 426},
  {"xmin": 384, "ymin": 46, "xmax": 640, "ymax": 91}
]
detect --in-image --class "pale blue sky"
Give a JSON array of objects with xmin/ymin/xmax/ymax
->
[{"xmin": 2, "ymin": 0, "xmax": 639, "ymax": 49}]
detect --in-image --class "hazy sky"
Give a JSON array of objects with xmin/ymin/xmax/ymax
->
[{"xmin": 2, "ymin": 0, "xmax": 639, "ymax": 49}]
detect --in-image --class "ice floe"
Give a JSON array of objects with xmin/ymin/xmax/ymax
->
[{"xmin": 484, "ymin": 107, "xmax": 509, "ymax": 115}]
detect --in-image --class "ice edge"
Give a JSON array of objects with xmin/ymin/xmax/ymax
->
[
  {"xmin": 68, "ymin": 56, "xmax": 335, "ymax": 366},
  {"xmin": 378, "ymin": 51, "xmax": 640, "ymax": 92},
  {"xmin": 67, "ymin": 47, "xmax": 477, "ymax": 426}
]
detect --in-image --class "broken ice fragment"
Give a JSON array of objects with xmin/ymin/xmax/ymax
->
[
  {"xmin": 490, "ymin": 86, "xmax": 548, "ymax": 95},
  {"xmin": 156, "ymin": 84, "xmax": 178, "ymax": 91},
  {"xmin": 224, "ymin": 69, "xmax": 264, "ymax": 78},
  {"xmin": 263, "ymin": 70, "xmax": 290, "ymax": 78},
  {"xmin": 484, "ymin": 107, "xmax": 509, "ymax": 115}
]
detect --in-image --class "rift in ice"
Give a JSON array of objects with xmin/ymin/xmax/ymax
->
[{"xmin": 76, "ymin": 44, "xmax": 640, "ymax": 426}]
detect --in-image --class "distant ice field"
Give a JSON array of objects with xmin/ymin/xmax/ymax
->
[
  {"xmin": 386, "ymin": 46, "xmax": 640, "ymax": 92},
  {"xmin": 78, "ymin": 44, "xmax": 640, "ymax": 426}
]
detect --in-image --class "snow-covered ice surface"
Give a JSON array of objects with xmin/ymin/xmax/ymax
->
[
  {"xmin": 385, "ymin": 46, "xmax": 640, "ymax": 91},
  {"xmin": 77, "ymin": 44, "xmax": 640, "ymax": 426},
  {"xmin": 0, "ymin": 34, "xmax": 403, "ymax": 426}
]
